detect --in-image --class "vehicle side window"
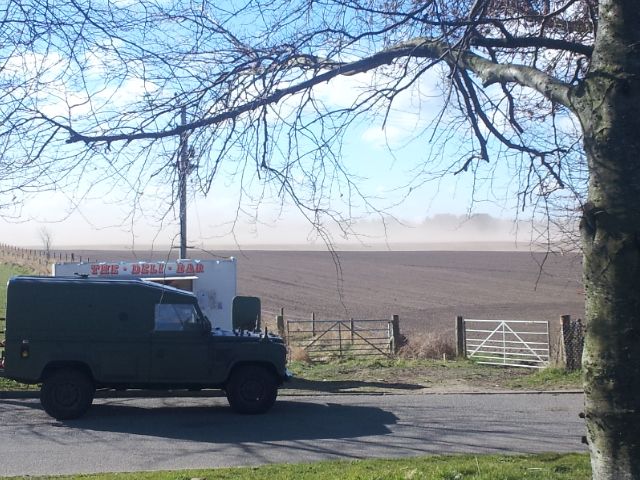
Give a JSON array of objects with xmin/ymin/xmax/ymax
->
[{"xmin": 154, "ymin": 304, "xmax": 199, "ymax": 331}]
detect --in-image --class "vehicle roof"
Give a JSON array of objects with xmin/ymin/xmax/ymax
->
[{"xmin": 9, "ymin": 275, "xmax": 197, "ymax": 297}]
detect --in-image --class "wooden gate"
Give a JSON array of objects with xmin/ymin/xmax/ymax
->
[
  {"xmin": 286, "ymin": 317, "xmax": 394, "ymax": 359},
  {"xmin": 464, "ymin": 319, "xmax": 550, "ymax": 368}
]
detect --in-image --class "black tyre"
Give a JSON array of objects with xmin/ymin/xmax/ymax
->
[
  {"xmin": 226, "ymin": 365, "xmax": 278, "ymax": 414},
  {"xmin": 40, "ymin": 368, "xmax": 95, "ymax": 420}
]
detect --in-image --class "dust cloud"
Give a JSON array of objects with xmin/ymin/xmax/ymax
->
[{"xmin": 222, "ymin": 213, "xmax": 545, "ymax": 251}]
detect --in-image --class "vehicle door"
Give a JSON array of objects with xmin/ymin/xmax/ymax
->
[{"xmin": 150, "ymin": 303, "xmax": 212, "ymax": 383}]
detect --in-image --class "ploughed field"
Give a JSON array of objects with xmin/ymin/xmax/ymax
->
[{"xmin": 60, "ymin": 249, "xmax": 584, "ymax": 334}]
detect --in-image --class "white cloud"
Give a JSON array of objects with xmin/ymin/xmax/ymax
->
[
  {"xmin": 337, "ymin": 67, "xmax": 447, "ymax": 149},
  {"xmin": 361, "ymin": 124, "xmax": 407, "ymax": 148},
  {"xmin": 312, "ymin": 70, "xmax": 375, "ymax": 108}
]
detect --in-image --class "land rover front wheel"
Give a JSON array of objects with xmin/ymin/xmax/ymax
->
[
  {"xmin": 226, "ymin": 365, "xmax": 278, "ymax": 414},
  {"xmin": 40, "ymin": 368, "xmax": 95, "ymax": 420}
]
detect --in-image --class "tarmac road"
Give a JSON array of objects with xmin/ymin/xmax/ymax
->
[{"xmin": 0, "ymin": 392, "xmax": 586, "ymax": 477}]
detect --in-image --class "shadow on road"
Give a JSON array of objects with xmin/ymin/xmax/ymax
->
[
  {"xmin": 57, "ymin": 398, "xmax": 398, "ymax": 443},
  {"xmin": 284, "ymin": 378, "xmax": 424, "ymax": 393}
]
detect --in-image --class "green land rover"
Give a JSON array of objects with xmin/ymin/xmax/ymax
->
[{"xmin": 1, "ymin": 276, "xmax": 289, "ymax": 420}]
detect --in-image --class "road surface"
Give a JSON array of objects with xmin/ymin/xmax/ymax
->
[{"xmin": 0, "ymin": 392, "xmax": 585, "ymax": 476}]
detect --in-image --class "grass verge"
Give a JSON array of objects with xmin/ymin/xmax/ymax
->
[
  {"xmin": 0, "ymin": 377, "xmax": 38, "ymax": 391},
  {"xmin": 286, "ymin": 357, "xmax": 582, "ymax": 393},
  {"xmin": 1, "ymin": 453, "xmax": 590, "ymax": 480},
  {"xmin": 1, "ymin": 263, "xmax": 37, "ymax": 391},
  {"xmin": 0, "ymin": 262, "xmax": 34, "ymax": 318},
  {"xmin": 506, "ymin": 368, "xmax": 583, "ymax": 390}
]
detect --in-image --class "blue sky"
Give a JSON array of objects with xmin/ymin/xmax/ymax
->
[
  {"xmin": 0, "ymin": 39, "xmax": 572, "ymax": 248},
  {"xmin": 0, "ymin": 121, "xmax": 526, "ymax": 249}
]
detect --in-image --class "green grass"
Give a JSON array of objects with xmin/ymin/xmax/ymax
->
[
  {"xmin": 1, "ymin": 263, "xmax": 36, "ymax": 390},
  {"xmin": 0, "ymin": 262, "xmax": 34, "ymax": 318},
  {"xmin": 285, "ymin": 356, "xmax": 583, "ymax": 394},
  {"xmin": 507, "ymin": 368, "xmax": 583, "ymax": 390},
  {"xmin": 0, "ymin": 453, "xmax": 590, "ymax": 479},
  {"xmin": 0, "ymin": 377, "xmax": 38, "ymax": 390},
  {"xmin": 289, "ymin": 357, "xmax": 415, "ymax": 378},
  {"xmin": 288, "ymin": 357, "xmax": 458, "ymax": 380}
]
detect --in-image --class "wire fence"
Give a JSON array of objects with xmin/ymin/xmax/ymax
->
[
  {"xmin": 562, "ymin": 316, "xmax": 585, "ymax": 371},
  {"xmin": 0, "ymin": 243, "xmax": 95, "ymax": 274}
]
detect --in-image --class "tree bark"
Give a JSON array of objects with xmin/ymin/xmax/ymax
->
[{"xmin": 575, "ymin": 1, "xmax": 640, "ymax": 478}]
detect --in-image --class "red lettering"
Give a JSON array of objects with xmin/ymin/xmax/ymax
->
[
  {"xmin": 100, "ymin": 264, "xmax": 110, "ymax": 275},
  {"xmin": 177, "ymin": 264, "xmax": 185, "ymax": 274},
  {"xmin": 150, "ymin": 264, "xmax": 158, "ymax": 274},
  {"xmin": 141, "ymin": 264, "xmax": 150, "ymax": 274},
  {"xmin": 90, "ymin": 265, "xmax": 100, "ymax": 275},
  {"xmin": 186, "ymin": 263, "xmax": 195, "ymax": 274},
  {"xmin": 195, "ymin": 263, "xmax": 204, "ymax": 273},
  {"xmin": 132, "ymin": 264, "xmax": 141, "ymax": 274},
  {"xmin": 110, "ymin": 265, "xmax": 119, "ymax": 275},
  {"xmin": 158, "ymin": 264, "xmax": 165, "ymax": 274}
]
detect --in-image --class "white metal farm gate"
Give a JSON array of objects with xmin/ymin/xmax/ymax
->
[{"xmin": 464, "ymin": 319, "xmax": 550, "ymax": 368}]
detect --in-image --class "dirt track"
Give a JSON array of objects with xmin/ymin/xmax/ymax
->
[{"xmin": 57, "ymin": 248, "xmax": 584, "ymax": 334}]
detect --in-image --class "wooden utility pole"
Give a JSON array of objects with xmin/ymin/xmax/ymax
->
[{"xmin": 178, "ymin": 106, "xmax": 190, "ymax": 259}]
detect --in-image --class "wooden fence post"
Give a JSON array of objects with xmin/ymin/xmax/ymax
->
[
  {"xmin": 350, "ymin": 317, "xmax": 354, "ymax": 343},
  {"xmin": 550, "ymin": 315, "xmax": 568, "ymax": 369},
  {"xmin": 276, "ymin": 314, "xmax": 285, "ymax": 339},
  {"xmin": 455, "ymin": 315, "xmax": 466, "ymax": 358},
  {"xmin": 390, "ymin": 314, "xmax": 401, "ymax": 354},
  {"xmin": 311, "ymin": 311, "xmax": 316, "ymax": 337}
]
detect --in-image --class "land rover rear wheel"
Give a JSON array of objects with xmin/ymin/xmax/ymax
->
[
  {"xmin": 226, "ymin": 365, "xmax": 278, "ymax": 414},
  {"xmin": 40, "ymin": 368, "xmax": 95, "ymax": 420}
]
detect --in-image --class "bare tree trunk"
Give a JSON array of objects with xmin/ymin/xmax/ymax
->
[
  {"xmin": 578, "ymin": 2, "xmax": 640, "ymax": 477},
  {"xmin": 39, "ymin": 227, "xmax": 52, "ymax": 260},
  {"xmin": 581, "ymin": 129, "xmax": 640, "ymax": 480},
  {"xmin": 581, "ymin": 149, "xmax": 640, "ymax": 480}
]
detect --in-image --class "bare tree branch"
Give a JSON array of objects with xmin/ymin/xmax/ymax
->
[{"xmin": 57, "ymin": 37, "xmax": 573, "ymax": 146}]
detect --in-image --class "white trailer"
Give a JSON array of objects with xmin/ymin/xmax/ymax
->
[{"xmin": 52, "ymin": 258, "xmax": 237, "ymax": 330}]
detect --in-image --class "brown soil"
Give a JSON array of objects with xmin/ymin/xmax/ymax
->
[
  {"xmin": 13, "ymin": 248, "xmax": 584, "ymax": 335},
  {"xmin": 231, "ymin": 250, "xmax": 584, "ymax": 336}
]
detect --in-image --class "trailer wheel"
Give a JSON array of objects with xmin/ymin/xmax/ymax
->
[
  {"xmin": 40, "ymin": 368, "xmax": 95, "ymax": 420},
  {"xmin": 225, "ymin": 365, "xmax": 277, "ymax": 414}
]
